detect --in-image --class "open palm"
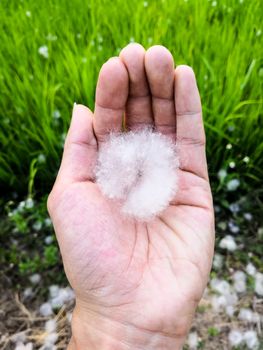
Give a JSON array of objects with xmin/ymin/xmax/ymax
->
[{"xmin": 48, "ymin": 44, "xmax": 214, "ymax": 349}]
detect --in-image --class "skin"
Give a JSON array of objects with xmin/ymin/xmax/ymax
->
[{"xmin": 48, "ymin": 43, "xmax": 215, "ymax": 349}]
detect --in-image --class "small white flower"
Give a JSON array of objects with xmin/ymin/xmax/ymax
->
[
  {"xmin": 226, "ymin": 143, "xmax": 232, "ymax": 150},
  {"xmin": 244, "ymin": 330, "xmax": 259, "ymax": 349},
  {"xmin": 243, "ymin": 156, "xmax": 250, "ymax": 163},
  {"xmin": 39, "ymin": 302, "xmax": 53, "ymax": 316},
  {"xmin": 29, "ymin": 273, "xmax": 41, "ymax": 284},
  {"xmin": 226, "ymin": 305, "xmax": 235, "ymax": 317},
  {"xmin": 229, "ymin": 161, "xmax": 236, "ymax": 168},
  {"xmin": 45, "ymin": 235, "xmax": 53, "ymax": 245},
  {"xmin": 212, "ymin": 254, "xmax": 224, "ymax": 270},
  {"xmin": 228, "ymin": 221, "xmax": 240, "ymax": 234},
  {"xmin": 15, "ymin": 343, "xmax": 33, "ymax": 350},
  {"xmin": 25, "ymin": 198, "xmax": 34, "ymax": 209},
  {"xmin": 227, "ymin": 179, "xmax": 240, "ymax": 191},
  {"xmin": 244, "ymin": 212, "xmax": 253, "ymax": 221},
  {"xmin": 33, "ymin": 221, "xmax": 42, "ymax": 231},
  {"xmin": 49, "ymin": 285, "xmax": 60, "ymax": 298},
  {"xmin": 38, "ymin": 45, "xmax": 49, "ymax": 59},
  {"xmin": 238, "ymin": 308, "xmax": 254, "ymax": 322},
  {"xmin": 18, "ymin": 200, "xmax": 26, "ymax": 212},
  {"xmin": 256, "ymin": 29, "xmax": 262, "ymax": 37},
  {"xmin": 219, "ymin": 235, "xmax": 237, "ymax": 251},
  {"xmin": 187, "ymin": 332, "xmax": 199, "ymax": 349},
  {"xmin": 38, "ymin": 154, "xmax": 46, "ymax": 164},
  {"xmin": 211, "ymin": 295, "xmax": 227, "ymax": 311},
  {"xmin": 143, "ymin": 1, "xmax": 148, "ymax": 7},
  {"xmin": 53, "ymin": 109, "xmax": 61, "ymax": 119},
  {"xmin": 228, "ymin": 329, "xmax": 243, "ymax": 347},
  {"xmin": 45, "ymin": 319, "xmax": 57, "ymax": 333},
  {"xmin": 232, "ymin": 270, "xmax": 246, "ymax": 282},
  {"xmin": 23, "ymin": 287, "xmax": 33, "ymax": 298},
  {"xmin": 50, "ymin": 287, "xmax": 75, "ymax": 309},
  {"xmin": 217, "ymin": 169, "xmax": 227, "ymax": 181},
  {"xmin": 11, "ymin": 331, "xmax": 26, "ymax": 344},
  {"xmin": 255, "ymin": 272, "xmax": 263, "ymax": 296},
  {"xmin": 210, "ymin": 278, "xmax": 231, "ymax": 295},
  {"xmin": 44, "ymin": 332, "xmax": 58, "ymax": 346},
  {"xmin": 211, "ymin": 0, "xmax": 217, "ymax": 6},
  {"xmin": 234, "ymin": 281, "xmax": 247, "ymax": 293},
  {"xmin": 25, "ymin": 11, "xmax": 31, "ymax": 17},
  {"xmin": 246, "ymin": 263, "xmax": 256, "ymax": 276},
  {"xmin": 229, "ymin": 203, "xmax": 240, "ymax": 213},
  {"xmin": 46, "ymin": 33, "xmax": 57, "ymax": 41},
  {"xmin": 44, "ymin": 218, "xmax": 52, "ymax": 227}
]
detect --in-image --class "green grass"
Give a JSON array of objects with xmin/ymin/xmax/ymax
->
[{"xmin": 0, "ymin": 0, "xmax": 262, "ymax": 195}]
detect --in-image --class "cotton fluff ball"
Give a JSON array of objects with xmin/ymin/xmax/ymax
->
[
  {"xmin": 187, "ymin": 332, "xmax": 199, "ymax": 349},
  {"xmin": 228, "ymin": 330, "xmax": 243, "ymax": 347},
  {"xmin": 95, "ymin": 128, "xmax": 179, "ymax": 221}
]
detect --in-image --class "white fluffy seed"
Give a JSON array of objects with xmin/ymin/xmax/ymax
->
[{"xmin": 95, "ymin": 128, "xmax": 179, "ymax": 221}]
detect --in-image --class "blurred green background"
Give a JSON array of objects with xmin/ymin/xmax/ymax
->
[{"xmin": 0, "ymin": 0, "xmax": 262, "ymax": 197}]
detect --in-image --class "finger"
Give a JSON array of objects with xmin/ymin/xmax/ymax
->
[
  {"xmin": 93, "ymin": 57, "xmax": 129, "ymax": 144},
  {"xmin": 175, "ymin": 65, "xmax": 208, "ymax": 180},
  {"xmin": 119, "ymin": 43, "xmax": 153, "ymax": 130},
  {"xmin": 145, "ymin": 45, "xmax": 176, "ymax": 138},
  {"xmin": 56, "ymin": 104, "xmax": 98, "ymax": 187}
]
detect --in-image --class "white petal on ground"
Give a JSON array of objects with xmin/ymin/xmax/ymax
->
[
  {"xmin": 212, "ymin": 253, "xmax": 224, "ymax": 270},
  {"xmin": 23, "ymin": 287, "xmax": 33, "ymax": 298},
  {"xmin": 11, "ymin": 332, "xmax": 26, "ymax": 344},
  {"xmin": 227, "ymin": 178, "xmax": 240, "ymax": 191},
  {"xmin": 226, "ymin": 305, "xmax": 235, "ymax": 317},
  {"xmin": 38, "ymin": 45, "xmax": 49, "ymax": 59},
  {"xmin": 233, "ymin": 279, "xmax": 246, "ymax": 293},
  {"xmin": 255, "ymin": 272, "xmax": 263, "ymax": 296},
  {"xmin": 39, "ymin": 302, "xmax": 53, "ymax": 317},
  {"xmin": 246, "ymin": 262, "xmax": 257, "ymax": 276},
  {"xmin": 45, "ymin": 319, "xmax": 57, "ymax": 333},
  {"xmin": 29, "ymin": 273, "xmax": 41, "ymax": 284},
  {"xmin": 187, "ymin": 332, "xmax": 199, "ymax": 349},
  {"xmin": 15, "ymin": 343, "xmax": 33, "ymax": 350},
  {"xmin": 238, "ymin": 308, "xmax": 254, "ymax": 322},
  {"xmin": 232, "ymin": 270, "xmax": 246, "ymax": 282},
  {"xmin": 243, "ymin": 330, "xmax": 259, "ymax": 349},
  {"xmin": 232, "ymin": 270, "xmax": 247, "ymax": 293},
  {"xmin": 95, "ymin": 128, "xmax": 179, "ymax": 221},
  {"xmin": 49, "ymin": 285, "xmax": 60, "ymax": 298},
  {"xmin": 210, "ymin": 278, "xmax": 231, "ymax": 295},
  {"xmin": 44, "ymin": 332, "xmax": 58, "ymax": 346},
  {"xmin": 228, "ymin": 329, "xmax": 244, "ymax": 347},
  {"xmin": 219, "ymin": 235, "xmax": 237, "ymax": 251}
]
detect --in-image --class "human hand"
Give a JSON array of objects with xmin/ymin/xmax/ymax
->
[{"xmin": 48, "ymin": 44, "xmax": 215, "ymax": 350}]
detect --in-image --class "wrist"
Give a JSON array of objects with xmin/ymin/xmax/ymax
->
[{"xmin": 68, "ymin": 301, "xmax": 188, "ymax": 350}]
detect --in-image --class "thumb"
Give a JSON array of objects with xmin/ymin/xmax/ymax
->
[{"xmin": 55, "ymin": 104, "xmax": 98, "ymax": 189}]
